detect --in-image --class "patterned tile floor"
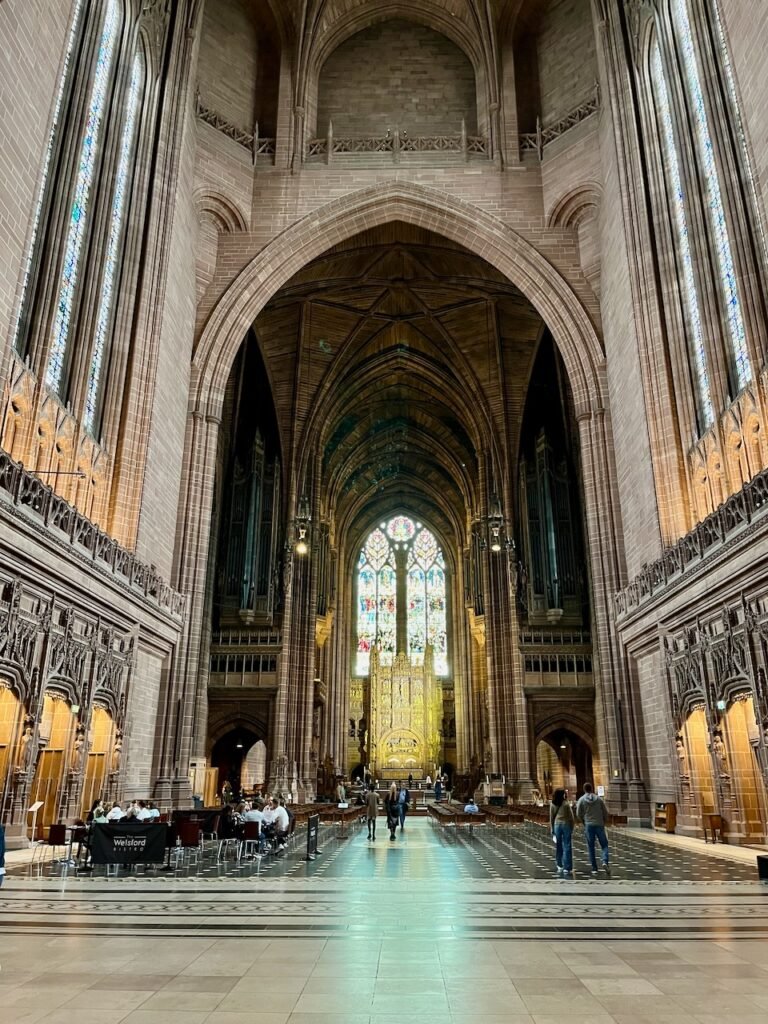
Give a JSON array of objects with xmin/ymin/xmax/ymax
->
[{"xmin": 2, "ymin": 818, "xmax": 767, "ymax": 1023}]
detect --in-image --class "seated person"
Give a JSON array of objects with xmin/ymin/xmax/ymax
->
[
  {"xmin": 106, "ymin": 801, "xmax": 125, "ymax": 821},
  {"xmin": 147, "ymin": 802, "xmax": 161, "ymax": 820},
  {"xmin": 463, "ymin": 799, "xmax": 479, "ymax": 814},
  {"xmin": 243, "ymin": 801, "xmax": 264, "ymax": 824},
  {"xmin": 92, "ymin": 805, "xmax": 108, "ymax": 823},
  {"xmin": 134, "ymin": 801, "xmax": 152, "ymax": 821},
  {"xmin": 272, "ymin": 798, "xmax": 290, "ymax": 850}
]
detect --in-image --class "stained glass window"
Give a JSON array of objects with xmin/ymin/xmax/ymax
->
[
  {"xmin": 13, "ymin": 0, "xmax": 84, "ymax": 353},
  {"xmin": 356, "ymin": 529, "xmax": 396, "ymax": 675},
  {"xmin": 356, "ymin": 517, "xmax": 448, "ymax": 676},
  {"xmin": 386, "ymin": 515, "xmax": 416, "ymax": 542},
  {"xmin": 84, "ymin": 52, "xmax": 143, "ymax": 435},
  {"xmin": 651, "ymin": 39, "xmax": 714, "ymax": 428},
  {"xmin": 407, "ymin": 526, "xmax": 447, "ymax": 675},
  {"xmin": 673, "ymin": 0, "xmax": 752, "ymax": 391},
  {"xmin": 45, "ymin": 0, "xmax": 120, "ymax": 394}
]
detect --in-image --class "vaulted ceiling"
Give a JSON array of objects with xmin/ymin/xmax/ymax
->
[{"xmin": 251, "ymin": 224, "xmax": 545, "ymax": 558}]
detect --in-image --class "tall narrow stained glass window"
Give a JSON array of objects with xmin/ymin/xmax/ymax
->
[
  {"xmin": 13, "ymin": 0, "xmax": 84, "ymax": 354},
  {"xmin": 407, "ymin": 527, "xmax": 447, "ymax": 675},
  {"xmin": 46, "ymin": 0, "xmax": 121, "ymax": 394},
  {"xmin": 651, "ymin": 40, "xmax": 714, "ymax": 428},
  {"xmin": 672, "ymin": 0, "xmax": 752, "ymax": 391},
  {"xmin": 84, "ymin": 52, "xmax": 144, "ymax": 435},
  {"xmin": 356, "ymin": 529, "xmax": 396, "ymax": 675}
]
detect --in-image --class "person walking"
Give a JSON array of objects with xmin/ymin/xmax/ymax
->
[
  {"xmin": 365, "ymin": 783, "xmax": 378, "ymax": 840},
  {"xmin": 384, "ymin": 788, "xmax": 398, "ymax": 841},
  {"xmin": 576, "ymin": 783, "xmax": 611, "ymax": 877},
  {"xmin": 549, "ymin": 788, "xmax": 575, "ymax": 879},
  {"xmin": 396, "ymin": 781, "xmax": 410, "ymax": 831}
]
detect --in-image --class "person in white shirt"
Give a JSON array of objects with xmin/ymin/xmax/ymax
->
[
  {"xmin": 134, "ymin": 801, "xmax": 151, "ymax": 821},
  {"xmin": 273, "ymin": 799, "xmax": 289, "ymax": 833},
  {"xmin": 273, "ymin": 799, "xmax": 290, "ymax": 850},
  {"xmin": 147, "ymin": 803, "xmax": 161, "ymax": 820},
  {"xmin": 243, "ymin": 802, "xmax": 264, "ymax": 824},
  {"xmin": 106, "ymin": 801, "xmax": 125, "ymax": 821},
  {"xmin": 463, "ymin": 799, "xmax": 479, "ymax": 814},
  {"xmin": 261, "ymin": 800, "xmax": 276, "ymax": 827}
]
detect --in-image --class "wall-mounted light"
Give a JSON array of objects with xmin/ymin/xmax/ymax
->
[
  {"xmin": 716, "ymin": 699, "xmax": 727, "ymax": 712},
  {"xmin": 295, "ymin": 526, "xmax": 308, "ymax": 556},
  {"xmin": 235, "ymin": 742, "xmax": 243, "ymax": 749},
  {"xmin": 474, "ymin": 494, "xmax": 515, "ymax": 556},
  {"xmin": 71, "ymin": 704, "xmax": 80, "ymax": 715}
]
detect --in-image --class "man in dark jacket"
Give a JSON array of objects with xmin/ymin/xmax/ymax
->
[
  {"xmin": 396, "ymin": 782, "xmax": 410, "ymax": 831},
  {"xmin": 576, "ymin": 783, "xmax": 611, "ymax": 877}
]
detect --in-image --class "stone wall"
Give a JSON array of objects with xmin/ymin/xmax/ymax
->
[
  {"xmin": 0, "ymin": 0, "xmax": 71, "ymax": 394},
  {"xmin": 537, "ymin": 0, "xmax": 598, "ymax": 124},
  {"xmin": 315, "ymin": 20, "xmax": 478, "ymax": 137},
  {"xmin": 197, "ymin": 0, "xmax": 260, "ymax": 130}
]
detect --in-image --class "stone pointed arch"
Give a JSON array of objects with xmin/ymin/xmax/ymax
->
[{"xmin": 192, "ymin": 180, "xmax": 604, "ymax": 419}]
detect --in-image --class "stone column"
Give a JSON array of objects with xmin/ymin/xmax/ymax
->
[{"xmin": 578, "ymin": 404, "xmax": 649, "ymax": 821}]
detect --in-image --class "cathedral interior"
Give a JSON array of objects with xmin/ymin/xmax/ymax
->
[{"xmin": 2, "ymin": 0, "xmax": 768, "ymax": 1000}]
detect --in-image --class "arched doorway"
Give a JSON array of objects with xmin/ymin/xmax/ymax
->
[
  {"xmin": 210, "ymin": 726, "xmax": 260, "ymax": 800},
  {"xmin": 241, "ymin": 739, "xmax": 267, "ymax": 793},
  {"xmin": 80, "ymin": 705, "xmax": 115, "ymax": 816},
  {"xmin": 29, "ymin": 692, "xmax": 75, "ymax": 837},
  {"xmin": 0, "ymin": 682, "xmax": 24, "ymax": 819},
  {"xmin": 536, "ymin": 728, "xmax": 593, "ymax": 799}
]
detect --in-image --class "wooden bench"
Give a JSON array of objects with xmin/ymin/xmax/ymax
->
[{"xmin": 480, "ymin": 805, "xmax": 525, "ymax": 827}]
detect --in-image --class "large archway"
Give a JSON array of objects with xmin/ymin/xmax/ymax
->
[{"xmin": 175, "ymin": 182, "xmax": 633, "ymax": 810}]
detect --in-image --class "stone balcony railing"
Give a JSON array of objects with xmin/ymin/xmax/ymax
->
[
  {"xmin": 520, "ymin": 85, "xmax": 600, "ymax": 159},
  {"xmin": 306, "ymin": 124, "xmax": 489, "ymax": 163},
  {"xmin": 196, "ymin": 98, "xmax": 276, "ymax": 164},
  {"xmin": 0, "ymin": 449, "xmax": 185, "ymax": 621},
  {"xmin": 615, "ymin": 466, "xmax": 768, "ymax": 621}
]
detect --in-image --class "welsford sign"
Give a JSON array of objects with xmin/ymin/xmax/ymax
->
[{"xmin": 90, "ymin": 822, "xmax": 168, "ymax": 865}]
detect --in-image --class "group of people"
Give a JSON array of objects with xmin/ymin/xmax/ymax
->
[
  {"xmin": 363, "ymin": 781, "xmax": 411, "ymax": 841},
  {"xmin": 86, "ymin": 799, "xmax": 161, "ymax": 823},
  {"xmin": 549, "ymin": 783, "xmax": 611, "ymax": 878},
  {"xmin": 221, "ymin": 795, "xmax": 293, "ymax": 853}
]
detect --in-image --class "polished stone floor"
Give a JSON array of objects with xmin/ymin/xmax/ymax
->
[{"xmin": 2, "ymin": 818, "xmax": 767, "ymax": 1023}]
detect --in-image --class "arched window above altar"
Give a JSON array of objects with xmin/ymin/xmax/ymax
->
[{"xmin": 355, "ymin": 516, "xmax": 448, "ymax": 677}]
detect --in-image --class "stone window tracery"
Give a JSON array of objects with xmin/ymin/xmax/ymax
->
[
  {"xmin": 651, "ymin": 37, "xmax": 714, "ymax": 428},
  {"xmin": 84, "ymin": 51, "xmax": 144, "ymax": 435},
  {"xmin": 356, "ymin": 517, "xmax": 448, "ymax": 677},
  {"xmin": 46, "ymin": 0, "xmax": 122, "ymax": 395},
  {"xmin": 672, "ymin": 0, "xmax": 751, "ymax": 392}
]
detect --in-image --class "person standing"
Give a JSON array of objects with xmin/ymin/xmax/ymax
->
[
  {"xmin": 365, "ymin": 783, "xmax": 378, "ymax": 840},
  {"xmin": 434, "ymin": 776, "xmax": 442, "ymax": 802},
  {"xmin": 396, "ymin": 781, "xmax": 410, "ymax": 831},
  {"xmin": 576, "ymin": 783, "xmax": 611, "ymax": 877},
  {"xmin": 384, "ymin": 788, "xmax": 398, "ymax": 841},
  {"xmin": 0, "ymin": 820, "xmax": 6, "ymax": 888},
  {"xmin": 549, "ymin": 788, "xmax": 575, "ymax": 879}
]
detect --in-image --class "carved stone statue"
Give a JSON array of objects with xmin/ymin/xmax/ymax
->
[
  {"xmin": 712, "ymin": 731, "xmax": 730, "ymax": 778},
  {"xmin": 675, "ymin": 735, "xmax": 690, "ymax": 779},
  {"xmin": 71, "ymin": 725, "xmax": 86, "ymax": 773},
  {"xmin": 111, "ymin": 731, "xmax": 123, "ymax": 774},
  {"xmin": 18, "ymin": 717, "xmax": 35, "ymax": 773}
]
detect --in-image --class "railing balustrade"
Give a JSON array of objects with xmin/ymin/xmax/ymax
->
[
  {"xmin": 615, "ymin": 467, "xmax": 768, "ymax": 619},
  {"xmin": 0, "ymin": 449, "xmax": 185, "ymax": 620}
]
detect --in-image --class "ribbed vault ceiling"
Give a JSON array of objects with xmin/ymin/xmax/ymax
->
[{"xmin": 252, "ymin": 224, "xmax": 544, "ymax": 556}]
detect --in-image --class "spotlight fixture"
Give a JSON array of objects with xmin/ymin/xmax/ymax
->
[
  {"xmin": 295, "ymin": 526, "xmax": 309, "ymax": 556},
  {"xmin": 490, "ymin": 526, "xmax": 502, "ymax": 553},
  {"xmin": 235, "ymin": 742, "xmax": 243, "ymax": 749}
]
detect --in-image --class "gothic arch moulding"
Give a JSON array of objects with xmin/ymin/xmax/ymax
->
[
  {"xmin": 194, "ymin": 189, "xmax": 248, "ymax": 235},
  {"xmin": 547, "ymin": 182, "xmax": 603, "ymax": 230},
  {"xmin": 192, "ymin": 180, "xmax": 605, "ymax": 420}
]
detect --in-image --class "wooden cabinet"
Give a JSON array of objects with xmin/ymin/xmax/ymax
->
[{"xmin": 654, "ymin": 802, "xmax": 677, "ymax": 833}]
